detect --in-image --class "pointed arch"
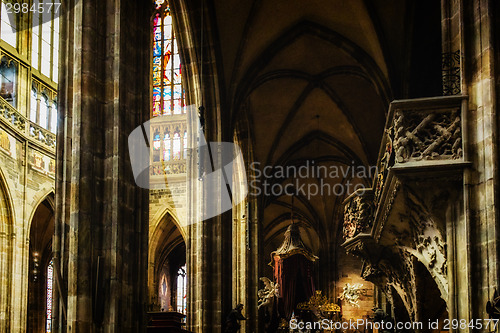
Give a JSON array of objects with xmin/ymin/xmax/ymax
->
[
  {"xmin": 26, "ymin": 191, "xmax": 55, "ymax": 333},
  {"xmin": 0, "ymin": 167, "xmax": 15, "ymax": 332},
  {"xmin": 27, "ymin": 190, "xmax": 55, "ymax": 234},
  {"xmin": 148, "ymin": 207, "xmax": 187, "ymax": 312}
]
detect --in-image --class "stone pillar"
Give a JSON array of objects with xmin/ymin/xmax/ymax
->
[
  {"xmin": 231, "ymin": 130, "xmax": 259, "ymax": 333},
  {"xmin": 443, "ymin": 0, "xmax": 500, "ymax": 331},
  {"xmin": 178, "ymin": 0, "xmax": 236, "ymax": 330},
  {"xmin": 462, "ymin": 0, "xmax": 500, "ymax": 325},
  {"xmin": 54, "ymin": 0, "xmax": 150, "ymax": 331}
]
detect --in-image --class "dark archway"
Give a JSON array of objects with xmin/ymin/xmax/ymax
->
[
  {"xmin": 157, "ymin": 243, "xmax": 187, "ymax": 313},
  {"xmin": 414, "ymin": 260, "xmax": 448, "ymax": 332},
  {"xmin": 148, "ymin": 211, "xmax": 187, "ymax": 315},
  {"xmin": 27, "ymin": 197, "xmax": 54, "ymax": 333}
]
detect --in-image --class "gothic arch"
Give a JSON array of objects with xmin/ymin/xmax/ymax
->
[
  {"xmin": 148, "ymin": 209, "xmax": 186, "ymax": 311},
  {"xmin": 26, "ymin": 193, "xmax": 55, "ymax": 333},
  {"xmin": 150, "ymin": 205, "xmax": 186, "ymax": 241},
  {"xmin": 26, "ymin": 190, "xmax": 55, "ymax": 235},
  {"xmin": 0, "ymin": 168, "xmax": 14, "ymax": 332}
]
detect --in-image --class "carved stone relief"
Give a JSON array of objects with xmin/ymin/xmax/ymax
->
[{"xmin": 393, "ymin": 109, "xmax": 462, "ymax": 163}]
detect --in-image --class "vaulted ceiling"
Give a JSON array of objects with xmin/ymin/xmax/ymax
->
[{"xmin": 184, "ymin": 0, "xmax": 429, "ymax": 257}]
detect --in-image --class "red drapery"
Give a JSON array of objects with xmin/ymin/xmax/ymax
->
[{"xmin": 273, "ymin": 254, "xmax": 315, "ymax": 320}]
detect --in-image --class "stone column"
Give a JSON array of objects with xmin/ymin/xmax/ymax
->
[
  {"xmin": 462, "ymin": 0, "xmax": 500, "ymax": 325},
  {"xmin": 54, "ymin": 0, "xmax": 150, "ymax": 331},
  {"xmin": 443, "ymin": 0, "xmax": 500, "ymax": 331},
  {"xmin": 177, "ymin": 0, "xmax": 237, "ymax": 330}
]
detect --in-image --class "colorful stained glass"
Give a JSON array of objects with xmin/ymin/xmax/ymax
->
[
  {"xmin": 154, "ymin": 13, "xmax": 161, "ymax": 26},
  {"xmin": 46, "ymin": 260, "xmax": 53, "ymax": 333},
  {"xmin": 153, "ymin": 102, "xmax": 161, "ymax": 117},
  {"xmin": 153, "ymin": 72, "xmax": 161, "ymax": 86},
  {"xmin": 153, "ymin": 87, "xmax": 161, "ymax": 101},
  {"xmin": 153, "ymin": 42, "xmax": 162, "ymax": 56},
  {"xmin": 155, "ymin": 0, "xmax": 165, "ymax": 9},
  {"xmin": 154, "ymin": 26, "xmax": 162, "ymax": 41},
  {"xmin": 164, "ymin": 40, "xmax": 172, "ymax": 54},
  {"xmin": 153, "ymin": 132, "xmax": 161, "ymax": 150},
  {"xmin": 152, "ymin": 0, "xmax": 185, "ymax": 117}
]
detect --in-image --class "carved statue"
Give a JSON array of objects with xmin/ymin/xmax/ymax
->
[
  {"xmin": 340, "ymin": 283, "xmax": 363, "ymax": 307},
  {"xmin": 257, "ymin": 277, "xmax": 278, "ymax": 310},
  {"xmin": 343, "ymin": 196, "xmax": 373, "ymax": 239}
]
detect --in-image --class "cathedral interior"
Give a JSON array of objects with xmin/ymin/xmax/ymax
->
[{"xmin": 0, "ymin": 0, "xmax": 499, "ymax": 332}]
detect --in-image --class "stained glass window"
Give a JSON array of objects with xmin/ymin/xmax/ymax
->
[
  {"xmin": 153, "ymin": 131, "xmax": 161, "ymax": 150},
  {"xmin": 152, "ymin": 0, "xmax": 185, "ymax": 117},
  {"xmin": 163, "ymin": 132, "xmax": 171, "ymax": 161},
  {"xmin": 176, "ymin": 265, "xmax": 187, "ymax": 314},
  {"xmin": 46, "ymin": 260, "xmax": 53, "ymax": 333},
  {"xmin": 173, "ymin": 131, "xmax": 181, "ymax": 159}
]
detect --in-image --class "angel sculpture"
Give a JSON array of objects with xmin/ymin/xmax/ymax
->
[
  {"xmin": 340, "ymin": 283, "xmax": 364, "ymax": 307},
  {"xmin": 257, "ymin": 277, "xmax": 279, "ymax": 310}
]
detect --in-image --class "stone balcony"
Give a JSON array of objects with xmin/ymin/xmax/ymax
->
[{"xmin": 0, "ymin": 96, "xmax": 56, "ymax": 154}]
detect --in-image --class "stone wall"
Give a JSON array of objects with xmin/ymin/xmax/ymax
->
[
  {"xmin": 336, "ymin": 249, "xmax": 375, "ymax": 325},
  {"xmin": 0, "ymin": 115, "xmax": 56, "ymax": 332}
]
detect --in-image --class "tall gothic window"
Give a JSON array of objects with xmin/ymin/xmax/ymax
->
[
  {"xmin": 153, "ymin": 131, "xmax": 161, "ymax": 151},
  {"xmin": 32, "ymin": 0, "xmax": 60, "ymax": 82},
  {"xmin": 163, "ymin": 132, "xmax": 171, "ymax": 161},
  {"xmin": 46, "ymin": 259, "xmax": 54, "ymax": 333},
  {"xmin": 0, "ymin": 55, "xmax": 17, "ymax": 107},
  {"xmin": 152, "ymin": 0, "xmax": 185, "ymax": 117},
  {"xmin": 0, "ymin": 0, "xmax": 17, "ymax": 48},
  {"xmin": 176, "ymin": 265, "xmax": 187, "ymax": 314},
  {"xmin": 31, "ymin": 83, "xmax": 57, "ymax": 133}
]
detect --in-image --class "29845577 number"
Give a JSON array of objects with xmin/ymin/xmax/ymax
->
[
  {"xmin": 443, "ymin": 319, "xmax": 499, "ymax": 331},
  {"xmin": 5, "ymin": 2, "xmax": 61, "ymax": 14}
]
